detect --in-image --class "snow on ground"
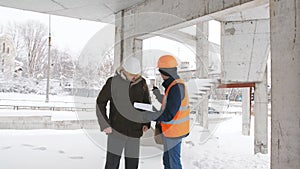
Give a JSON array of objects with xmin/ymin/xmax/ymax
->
[
  {"xmin": 0, "ymin": 116, "xmax": 270, "ymax": 169},
  {"xmin": 0, "ymin": 93, "xmax": 270, "ymax": 169},
  {"xmin": 183, "ymin": 116, "xmax": 270, "ymax": 169}
]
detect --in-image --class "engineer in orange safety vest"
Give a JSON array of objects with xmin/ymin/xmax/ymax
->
[{"xmin": 151, "ymin": 55, "xmax": 190, "ymax": 169}]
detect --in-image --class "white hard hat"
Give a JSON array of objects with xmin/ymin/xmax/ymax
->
[{"xmin": 122, "ymin": 57, "xmax": 141, "ymax": 74}]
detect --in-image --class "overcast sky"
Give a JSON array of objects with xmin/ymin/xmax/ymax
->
[
  {"xmin": 0, "ymin": 6, "xmax": 106, "ymax": 57},
  {"xmin": 0, "ymin": 6, "xmax": 220, "ymax": 65}
]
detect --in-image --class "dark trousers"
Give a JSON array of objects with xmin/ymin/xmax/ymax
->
[{"xmin": 105, "ymin": 133, "xmax": 140, "ymax": 169}]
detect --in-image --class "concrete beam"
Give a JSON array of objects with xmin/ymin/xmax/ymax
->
[
  {"xmin": 221, "ymin": 19, "xmax": 270, "ymax": 83},
  {"xmin": 123, "ymin": 0, "xmax": 268, "ymax": 39},
  {"xmin": 216, "ymin": 3, "xmax": 269, "ymax": 21},
  {"xmin": 270, "ymin": 0, "xmax": 300, "ymax": 168},
  {"xmin": 160, "ymin": 30, "xmax": 196, "ymax": 48}
]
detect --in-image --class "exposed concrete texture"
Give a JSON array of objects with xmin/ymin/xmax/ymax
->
[
  {"xmin": 270, "ymin": 0, "xmax": 300, "ymax": 168},
  {"xmin": 195, "ymin": 26, "xmax": 209, "ymax": 71},
  {"xmin": 161, "ymin": 30, "xmax": 197, "ymax": 48},
  {"xmin": 113, "ymin": 10, "xmax": 144, "ymax": 73},
  {"xmin": 254, "ymin": 68, "xmax": 268, "ymax": 154},
  {"xmin": 197, "ymin": 95, "xmax": 208, "ymax": 129},
  {"xmin": 217, "ymin": 3, "xmax": 269, "ymax": 21},
  {"xmin": 123, "ymin": 0, "xmax": 268, "ymax": 39},
  {"xmin": 133, "ymin": 38, "xmax": 143, "ymax": 68},
  {"xmin": 113, "ymin": 11, "xmax": 123, "ymax": 70},
  {"xmin": 195, "ymin": 22, "xmax": 209, "ymax": 128},
  {"xmin": 242, "ymin": 88, "xmax": 251, "ymax": 136},
  {"xmin": 0, "ymin": 0, "xmax": 147, "ymax": 23},
  {"xmin": 221, "ymin": 19, "xmax": 270, "ymax": 83},
  {"xmin": 196, "ymin": 22, "xmax": 209, "ymax": 78}
]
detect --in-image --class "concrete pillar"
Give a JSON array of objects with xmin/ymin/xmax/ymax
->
[
  {"xmin": 113, "ymin": 11, "xmax": 143, "ymax": 69},
  {"xmin": 254, "ymin": 68, "xmax": 268, "ymax": 154},
  {"xmin": 242, "ymin": 88, "xmax": 251, "ymax": 136},
  {"xmin": 113, "ymin": 11, "xmax": 123, "ymax": 70},
  {"xmin": 133, "ymin": 38, "xmax": 143, "ymax": 71},
  {"xmin": 270, "ymin": 0, "xmax": 300, "ymax": 168},
  {"xmin": 196, "ymin": 21, "xmax": 209, "ymax": 128}
]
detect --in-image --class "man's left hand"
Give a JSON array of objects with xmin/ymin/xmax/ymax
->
[{"xmin": 142, "ymin": 125, "xmax": 149, "ymax": 132}]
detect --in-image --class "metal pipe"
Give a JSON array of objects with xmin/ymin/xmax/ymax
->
[{"xmin": 46, "ymin": 15, "xmax": 51, "ymax": 102}]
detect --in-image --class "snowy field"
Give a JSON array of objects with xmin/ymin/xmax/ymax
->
[
  {"xmin": 0, "ymin": 93, "xmax": 270, "ymax": 169},
  {"xmin": 0, "ymin": 118, "xmax": 270, "ymax": 169}
]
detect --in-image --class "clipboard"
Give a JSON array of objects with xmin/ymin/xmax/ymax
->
[{"xmin": 133, "ymin": 102, "xmax": 154, "ymax": 112}]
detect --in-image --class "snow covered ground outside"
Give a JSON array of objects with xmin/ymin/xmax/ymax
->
[
  {"xmin": 0, "ymin": 116, "xmax": 270, "ymax": 169},
  {"xmin": 0, "ymin": 93, "xmax": 270, "ymax": 169}
]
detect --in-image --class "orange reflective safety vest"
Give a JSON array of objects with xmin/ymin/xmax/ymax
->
[{"xmin": 161, "ymin": 78, "xmax": 190, "ymax": 138}]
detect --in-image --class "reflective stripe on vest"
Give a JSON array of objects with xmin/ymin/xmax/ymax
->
[
  {"xmin": 160, "ymin": 79, "xmax": 190, "ymax": 138},
  {"xmin": 161, "ymin": 116, "xmax": 189, "ymax": 124}
]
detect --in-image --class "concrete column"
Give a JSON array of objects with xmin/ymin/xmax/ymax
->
[
  {"xmin": 113, "ymin": 11, "xmax": 143, "ymax": 68},
  {"xmin": 133, "ymin": 38, "xmax": 143, "ymax": 71},
  {"xmin": 254, "ymin": 68, "xmax": 268, "ymax": 154},
  {"xmin": 270, "ymin": 1, "xmax": 300, "ymax": 168},
  {"xmin": 242, "ymin": 88, "xmax": 251, "ymax": 136},
  {"xmin": 113, "ymin": 11, "xmax": 123, "ymax": 70},
  {"xmin": 196, "ymin": 21, "xmax": 209, "ymax": 128}
]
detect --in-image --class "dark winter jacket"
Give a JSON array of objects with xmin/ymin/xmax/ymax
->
[
  {"xmin": 96, "ymin": 71, "xmax": 151, "ymax": 138},
  {"xmin": 155, "ymin": 77, "xmax": 185, "ymax": 122}
]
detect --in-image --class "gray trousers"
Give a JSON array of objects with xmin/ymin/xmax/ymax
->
[{"xmin": 105, "ymin": 133, "xmax": 140, "ymax": 169}]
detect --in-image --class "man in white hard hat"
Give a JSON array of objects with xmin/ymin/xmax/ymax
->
[{"xmin": 96, "ymin": 57, "xmax": 151, "ymax": 169}]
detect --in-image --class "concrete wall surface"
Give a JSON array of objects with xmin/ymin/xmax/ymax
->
[
  {"xmin": 221, "ymin": 19, "xmax": 270, "ymax": 83},
  {"xmin": 270, "ymin": 0, "xmax": 300, "ymax": 168}
]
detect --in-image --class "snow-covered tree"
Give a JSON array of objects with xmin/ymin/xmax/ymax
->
[
  {"xmin": 97, "ymin": 49, "xmax": 114, "ymax": 80},
  {"xmin": 74, "ymin": 49, "xmax": 114, "ymax": 89},
  {"xmin": 21, "ymin": 21, "xmax": 48, "ymax": 77},
  {"xmin": 50, "ymin": 48, "xmax": 75, "ymax": 79},
  {"xmin": 5, "ymin": 21, "xmax": 48, "ymax": 78},
  {"xmin": 5, "ymin": 22, "xmax": 24, "ymax": 60}
]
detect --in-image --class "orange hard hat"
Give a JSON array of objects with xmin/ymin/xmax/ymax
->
[{"xmin": 157, "ymin": 55, "xmax": 178, "ymax": 68}]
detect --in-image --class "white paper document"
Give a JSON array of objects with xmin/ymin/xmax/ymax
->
[{"xmin": 133, "ymin": 102, "xmax": 154, "ymax": 112}]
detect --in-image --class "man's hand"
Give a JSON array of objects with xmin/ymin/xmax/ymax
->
[
  {"xmin": 103, "ymin": 127, "xmax": 112, "ymax": 134},
  {"xmin": 152, "ymin": 86, "xmax": 160, "ymax": 96},
  {"xmin": 152, "ymin": 86, "xmax": 163, "ymax": 103},
  {"xmin": 142, "ymin": 125, "xmax": 149, "ymax": 132},
  {"xmin": 152, "ymin": 86, "xmax": 158, "ymax": 91}
]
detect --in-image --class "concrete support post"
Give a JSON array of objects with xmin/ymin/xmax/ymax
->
[
  {"xmin": 196, "ymin": 21, "xmax": 209, "ymax": 129},
  {"xmin": 113, "ymin": 11, "xmax": 124, "ymax": 70},
  {"xmin": 254, "ymin": 68, "xmax": 268, "ymax": 154},
  {"xmin": 242, "ymin": 88, "xmax": 251, "ymax": 136},
  {"xmin": 270, "ymin": 0, "xmax": 300, "ymax": 168},
  {"xmin": 113, "ymin": 11, "xmax": 143, "ymax": 69},
  {"xmin": 133, "ymin": 39, "xmax": 143, "ymax": 71}
]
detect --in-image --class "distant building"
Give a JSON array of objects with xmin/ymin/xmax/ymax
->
[
  {"xmin": 0, "ymin": 34, "xmax": 16, "ymax": 78},
  {"xmin": 179, "ymin": 61, "xmax": 190, "ymax": 70}
]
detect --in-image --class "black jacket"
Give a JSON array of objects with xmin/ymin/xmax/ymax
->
[{"xmin": 96, "ymin": 72, "xmax": 151, "ymax": 138}]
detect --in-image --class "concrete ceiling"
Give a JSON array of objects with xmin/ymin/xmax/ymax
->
[
  {"xmin": 0, "ymin": 0, "xmax": 269, "ymax": 24},
  {"xmin": 216, "ymin": 3, "xmax": 269, "ymax": 22},
  {"xmin": 176, "ymin": 3, "xmax": 269, "ymax": 40},
  {"xmin": 0, "ymin": 0, "xmax": 146, "ymax": 23}
]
